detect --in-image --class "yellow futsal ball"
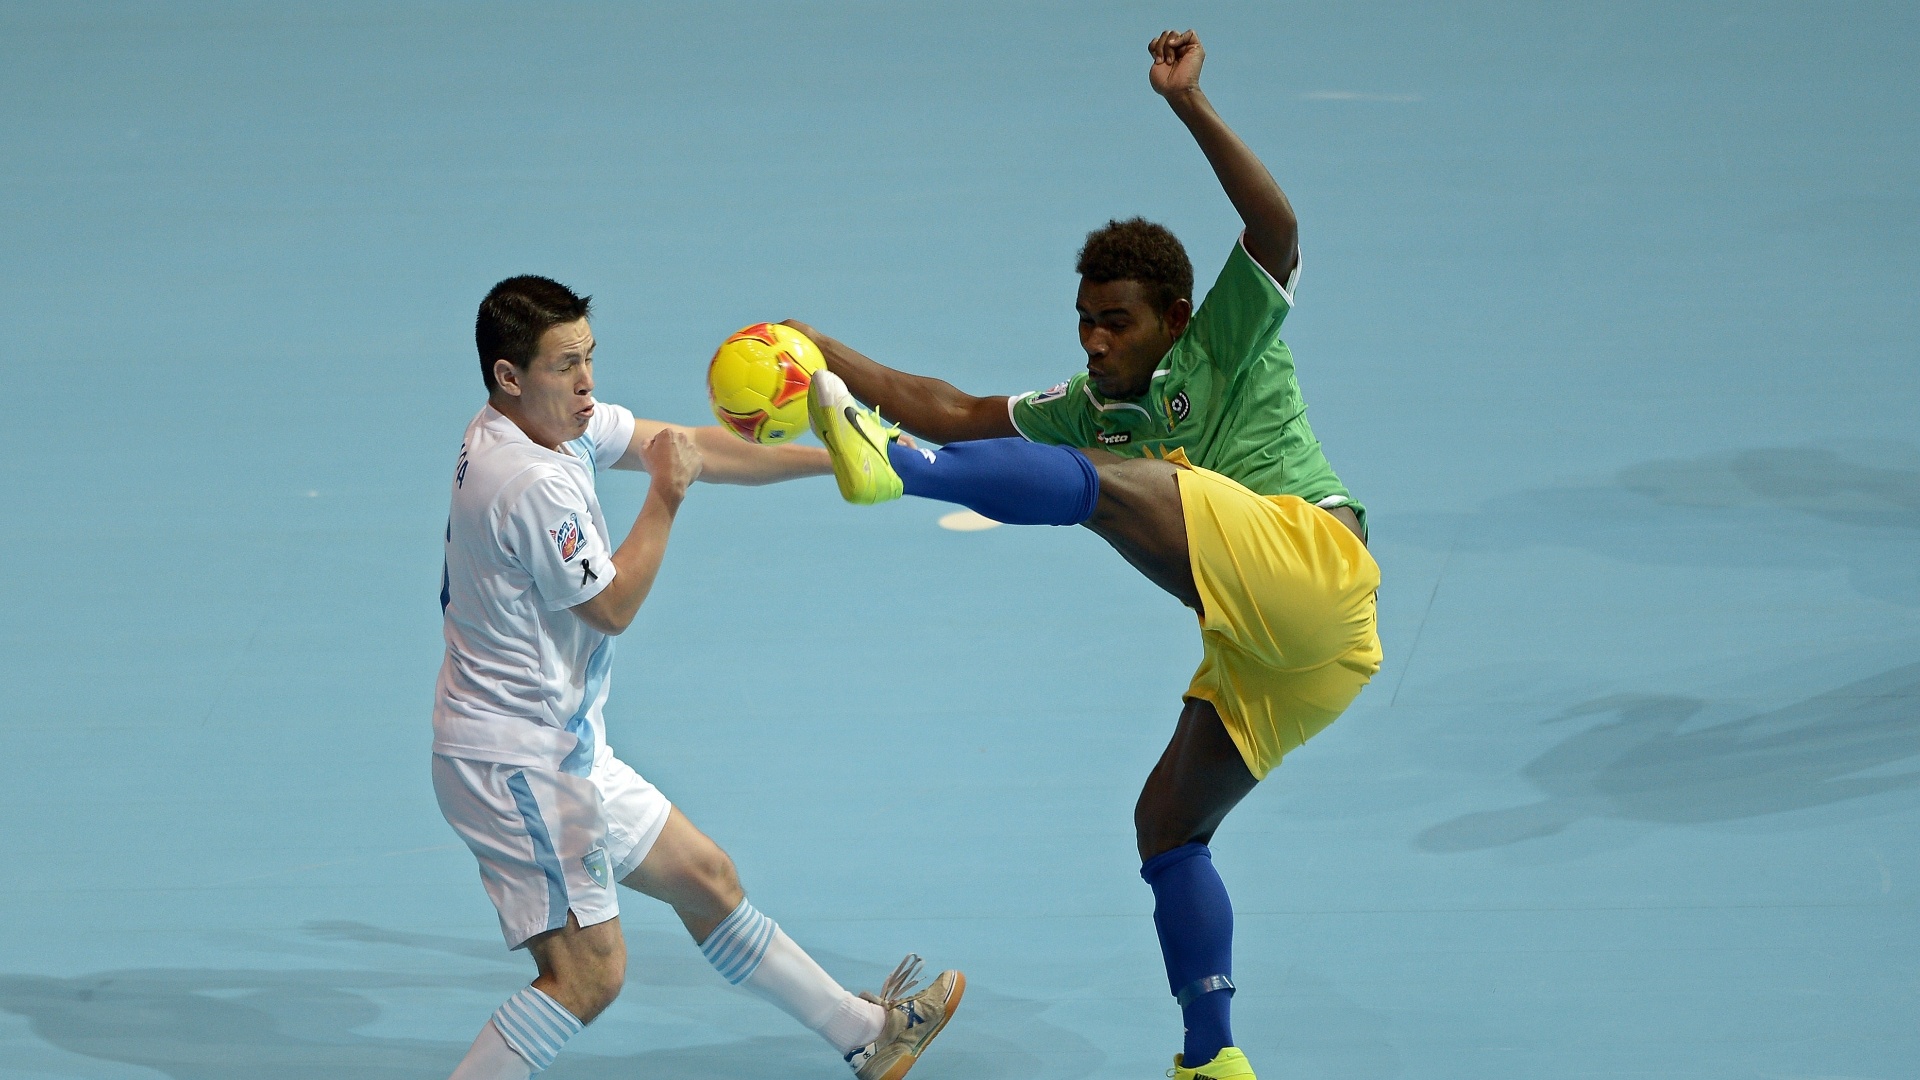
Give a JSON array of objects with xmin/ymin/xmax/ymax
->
[{"xmin": 707, "ymin": 322, "xmax": 826, "ymax": 444}]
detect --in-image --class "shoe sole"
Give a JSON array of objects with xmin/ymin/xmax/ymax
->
[{"xmin": 873, "ymin": 972, "xmax": 966, "ymax": 1080}]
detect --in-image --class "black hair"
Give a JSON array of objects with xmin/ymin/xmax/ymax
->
[
  {"xmin": 1075, "ymin": 218, "xmax": 1193, "ymax": 314},
  {"xmin": 475, "ymin": 275, "xmax": 592, "ymax": 391}
]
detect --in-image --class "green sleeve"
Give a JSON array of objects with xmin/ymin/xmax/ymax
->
[
  {"xmin": 1187, "ymin": 239, "xmax": 1298, "ymax": 373},
  {"xmin": 1007, "ymin": 373, "xmax": 1096, "ymax": 446}
]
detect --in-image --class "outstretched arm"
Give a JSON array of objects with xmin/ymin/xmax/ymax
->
[
  {"xmin": 614, "ymin": 418, "xmax": 830, "ymax": 484},
  {"xmin": 1150, "ymin": 29, "xmax": 1299, "ymax": 284},
  {"xmin": 781, "ymin": 320, "xmax": 1018, "ymax": 445}
]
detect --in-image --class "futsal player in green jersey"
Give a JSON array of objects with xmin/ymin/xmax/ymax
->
[{"xmin": 789, "ymin": 30, "xmax": 1382, "ymax": 1080}]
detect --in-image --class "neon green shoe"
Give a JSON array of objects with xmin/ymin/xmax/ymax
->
[
  {"xmin": 809, "ymin": 369, "xmax": 903, "ymax": 505},
  {"xmin": 1168, "ymin": 1047, "xmax": 1256, "ymax": 1080}
]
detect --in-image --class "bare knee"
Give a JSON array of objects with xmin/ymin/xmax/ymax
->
[
  {"xmin": 531, "ymin": 921, "xmax": 626, "ymax": 1023},
  {"xmin": 567, "ymin": 957, "xmax": 625, "ymax": 1021},
  {"xmin": 1134, "ymin": 779, "xmax": 1201, "ymax": 862},
  {"xmin": 1134, "ymin": 700, "xmax": 1259, "ymax": 862},
  {"xmin": 626, "ymin": 815, "xmax": 747, "ymax": 942},
  {"xmin": 1087, "ymin": 457, "xmax": 1182, "ymax": 522},
  {"xmin": 689, "ymin": 845, "xmax": 743, "ymax": 909}
]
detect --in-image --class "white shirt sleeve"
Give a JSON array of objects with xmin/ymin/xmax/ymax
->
[
  {"xmin": 503, "ymin": 472, "xmax": 618, "ymax": 611},
  {"xmin": 582, "ymin": 403, "xmax": 636, "ymax": 472}
]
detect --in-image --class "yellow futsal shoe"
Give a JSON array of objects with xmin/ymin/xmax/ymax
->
[
  {"xmin": 1169, "ymin": 1047, "xmax": 1256, "ymax": 1080},
  {"xmin": 845, "ymin": 955, "xmax": 965, "ymax": 1080},
  {"xmin": 808, "ymin": 369, "xmax": 903, "ymax": 505}
]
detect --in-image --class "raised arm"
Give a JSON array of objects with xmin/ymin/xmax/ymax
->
[
  {"xmin": 614, "ymin": 417, "xmax": 831, "ymax": 485},
  {"xmin": 781, "ymin": 320, "xmax": 1018, "ymax": 445},
  {"xmin": 1149, "ymin": 30, "xmax": 1299, "ymax": 284},
  {"xmin": 572, "ymin": 427, "xmax": 701, "ymax": 635}
]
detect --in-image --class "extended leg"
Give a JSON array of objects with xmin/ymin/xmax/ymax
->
[
  {"xmin": 621, "ymin": 808, "xmax": 889, "ymax": 1055},
  {"xmin": 624, "ymin": 809, "xmax": 965, "ymax": 1078},
  {"xmin": 1136, "ymin": 698, "xmax": 1260, "ymax": 1074},
  {"xmin": 887, "ymin": 435, "xmax": 1203, "ymax": 610}
]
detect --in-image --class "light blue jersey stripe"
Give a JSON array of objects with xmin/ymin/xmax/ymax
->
[
  {"xmin": 565, "ymin": 433, "xmax": 598, "ymax": 472},
  {"xmin": 505, "ymin": 771, "xmax": 571, "ymax": 935},
  {"xmin": 558, "ymin": 636, "xmax": 613, "ymax": 777}
]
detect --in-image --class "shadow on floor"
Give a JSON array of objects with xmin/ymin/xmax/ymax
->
[
  {"xmin": 1418, "ymin": 659, "xmax": 1920, "ymax": 851},
  {"xmin": 1396, "ymin": 440, "xmax": 1920, "ymax": 606},
  {"xmin": 0, "ymin": 923, "xmax": 1102, "ymax": 1079}
]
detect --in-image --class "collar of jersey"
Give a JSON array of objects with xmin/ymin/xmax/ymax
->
[
  {"xmin": 1082, "ymin": 369, "xmax": 1174, "ymax": 429},
  {"xmin": 484, "ymin": 403, "xmax": 588, "ymax": 462}
]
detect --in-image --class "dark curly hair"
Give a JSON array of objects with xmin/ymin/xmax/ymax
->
[
  {"xmin": 476, "ymin": 275, "xmax": 592, "ymax": 391},
  {"xmin": 1075, "ymin": 218, "xmax": 1193, "ymax": 314}
]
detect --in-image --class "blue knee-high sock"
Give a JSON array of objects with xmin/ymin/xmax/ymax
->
[
  {"xmin": 1141, "ymin": 843, "xmax": 1235, "ymax": 1067},
  {"xmin": 887, "ymin": 438, "xmax": 1098, "ymax": 525}
]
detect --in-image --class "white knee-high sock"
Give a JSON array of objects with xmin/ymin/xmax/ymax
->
[
  {"xmin": 700, "ymin": 898, "xmax": 886, "ymax": 1054},
  {"xmin": 448, "ymin": 1015, "xmax": 530, "ymax": 1080}
]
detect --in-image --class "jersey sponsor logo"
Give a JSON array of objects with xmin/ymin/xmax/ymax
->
[
  {"xmin": 550, "ymin": 514, "xmax": 584, "ymax": 562},
  {"xmin": 1168, "ymin": 391, "xmax": 1191, "ymax": 424},
  {"xmin": 1096, "ymin": 431, "xmax": 1131, "ymax": 445},
  {"xmin": 1027, "ymin": 381, "xmax": 1071, "ymax": 405}
]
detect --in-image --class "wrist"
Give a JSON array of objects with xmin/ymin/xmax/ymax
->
[
  {"xmin": 647, "ymin": 481, "xmax": 688, "ymax": 513},
  {"xmin": 1164, "ymin": 86, "xmax": 1209, "ymax": 116}
]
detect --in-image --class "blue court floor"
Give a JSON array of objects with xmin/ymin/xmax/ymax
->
[{"xmin": 2, "ymin": 3, "xmax": 1916, "ymax": 1078}]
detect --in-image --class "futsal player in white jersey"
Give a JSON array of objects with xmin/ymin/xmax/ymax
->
[{"xmin": 436, "ymin": 276, "xmax": 962, "ymax": 1080}]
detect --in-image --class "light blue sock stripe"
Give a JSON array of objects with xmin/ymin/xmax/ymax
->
[
  {"xmin": 700, "ymin": 899, "xmax": 776, "ymax": 985},
  {"xmin": 700, "ymin": 901, "xmax": 760, "ymax": 975},
  {"xmin": 705, "ymin": 917, "xmax": 760, "ymax": 982},
  {"xmin": 491, "ymin": 986, "xmax": 581, "ymax": 1073},
  {"xmin": 716, "ymin": 913, "xmax": 774, "ymax": 983},
  {"xmin": 496, "ymin": 995, "xmax": 566, "ymax": 1064}
]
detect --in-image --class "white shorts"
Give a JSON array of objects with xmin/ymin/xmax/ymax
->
[{"xmin": 433, "ymin": 746, "xmax": 673, "ymax": 949}]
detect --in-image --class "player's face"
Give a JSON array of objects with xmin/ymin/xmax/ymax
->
[
  {"xmin": 1076, "ymin": 279, "xmax": 1184, "ymax": 399},
  {"xmin": 497, "ymin": 318, "xmax": 597, "ymax": 449}
]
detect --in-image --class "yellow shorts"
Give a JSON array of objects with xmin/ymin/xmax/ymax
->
[{"xmin": 1172, "ymin": 460, "xmax": 1382, "ymax": 780}]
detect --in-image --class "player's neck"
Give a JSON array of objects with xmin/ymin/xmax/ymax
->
[{"xmin": 489, "ymin": 394, "xmax": 566, "ymax": 453}]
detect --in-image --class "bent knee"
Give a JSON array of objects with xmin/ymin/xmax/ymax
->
[
  {"xmin": 1089, "ymin": 458, "xmax": 1181, "ymax": 512},
  {"xmin": 1133, "ymin": 788, "xmax": 1190, "ymax": 861},
  {"xmin": 589, "ymin": 964, "xmax": 625, "ymax": 1008},
  {"xmin": 701, "ymin": 849, "xmax": 743, "ymax": 902},
  {"xmin": 546, "ymin": 956, "xmax": 625, "ymax": 1022}
]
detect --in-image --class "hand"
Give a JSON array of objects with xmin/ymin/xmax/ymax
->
[
  {"xmin": 639, "ymin": 427, "xmax": 702, "ymax": 501},
  {"xmin": 1148, "ymin": 29, "xmax": 1204, "ymax": 99},
  {"xmin": 779, "ymin": 318, "xmax": 820, "ymax": 342}
]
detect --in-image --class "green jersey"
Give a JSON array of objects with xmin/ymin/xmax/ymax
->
[{"xmin": 1009, "ymin": 240, "xmax": 1362, "ymax": 524}]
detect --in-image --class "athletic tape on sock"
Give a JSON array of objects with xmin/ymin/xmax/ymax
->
[
  {"xmin": 701, "ymin": 899, "xmax": 776, "ymax": 984},
  {"xmin": 1175, "ymin": 974, "xmax": 1236, "ymax": 1008},
  {"xmin": 491, "ymin": 986, "xmax": 582, "ymax": 1073}
]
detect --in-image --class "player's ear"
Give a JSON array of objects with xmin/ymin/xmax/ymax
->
[
  {"xmin": 493, "ymin": 357, "xmax": 524, "ymax": 397},
  {"xmin": 1163, "ymin": 297, "xmax": 1193, "ymax": 339}
]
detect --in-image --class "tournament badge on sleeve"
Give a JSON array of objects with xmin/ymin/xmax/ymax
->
[{"xmin": 549, "ymin": 514, "xmax": 583, "ymax": 562}]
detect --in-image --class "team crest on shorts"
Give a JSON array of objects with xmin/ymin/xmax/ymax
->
[
  {"xmin": 583, "ymin": 847, "xmax": 610, "ymax": 889},
  {"xmin": 550, "ymin": 514, "xmax": 583, "ymax": 562}
]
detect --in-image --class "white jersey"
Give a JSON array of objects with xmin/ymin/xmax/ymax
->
[{"xmin": 433, "ymin": 401, "xmax": 637, "ymax": 772}]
